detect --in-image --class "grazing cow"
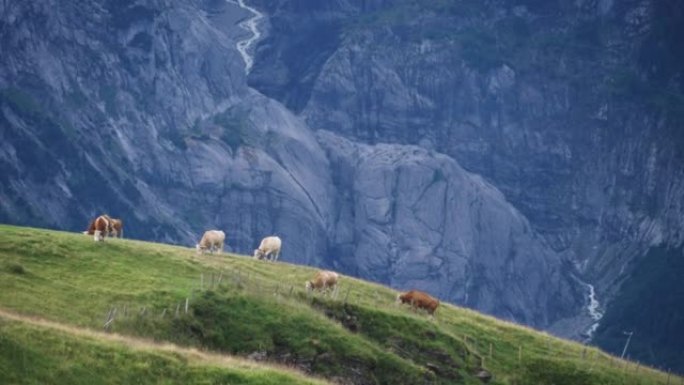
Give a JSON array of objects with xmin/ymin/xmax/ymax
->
[
  {"xmin": 305, "ymin": 270, "xmax": 339, "ymax": 295},
  {"xmin": 196, "ymin": 230, "xmax": 225, "ymax": 254},
  {"xmin": 84, "ymin": 215, "xmax": 112, "ymax": 242},
  {"xmin": 396, "ymin": 290, "xmax": 440, "ymax": 316},
  {"xmin": 253, "ymin": 236, "xmax": 282, "ymax": 261},
  {"xmin": 109, "ymin": 218, "xmax": 123, "ymax": 238}
]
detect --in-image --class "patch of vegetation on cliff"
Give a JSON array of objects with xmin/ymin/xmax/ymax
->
[
  {"xmin": 0, "ymin": 88, "xmax": 44, "ymax": 117},
  {"xmin": 0, "ymin": 87, "xmax": 83, "ymax": 176},
  {"xmin": 214, "ymin": 109, "xmax": 254, "ymax": 152},
  {"xmin": 349, "ymin": 0, "xmax": 484, "ymax": 28}
]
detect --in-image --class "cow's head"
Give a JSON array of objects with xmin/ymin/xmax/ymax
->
[
  {"xmin": 94, "ymin": 230, "xmax": 105, "ymax": 242},
  {"xmin": 253, "ymin": 249, "xmax": 264, "ymax": 259},
  {"xmin": 305, "ymin": 281, "xmax": 313, "ymax": 292}
]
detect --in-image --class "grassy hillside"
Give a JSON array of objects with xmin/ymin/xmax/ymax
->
[
  {"xmin": 0, "ymin": 224, "xmax": 680, "ymax": 384},
  {"xmin": 0, "ymin": 314, "xmax": 328, "ymax": 385}
]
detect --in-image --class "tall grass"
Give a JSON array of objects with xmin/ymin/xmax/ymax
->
[{"xmin": 0, "ymin": 318, "xmax": 328, "ymax": 385}]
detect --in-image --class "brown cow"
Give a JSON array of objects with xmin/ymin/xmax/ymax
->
[
  {"xmin": 305, "ymin": 270, "xmax": 339, "ymax": 295},
  {"xmin": 396, "ymin": 290, "xmax": 440, "ymax": 316},
  {"xmin": 109, "ymin": 218, "xmax": 123, "ymax": 238},
  {"xmin": 83, "ymin": 215, "xmax": 112, "ymax": 242}
]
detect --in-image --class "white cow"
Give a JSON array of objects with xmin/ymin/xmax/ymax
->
[
  {"xmin": 253, "ymin": 236, "xmax": 282, "ymax": 261},
  {"xmin": 196, "ymin": 230, "xmax": 225, "ymax": 254}
]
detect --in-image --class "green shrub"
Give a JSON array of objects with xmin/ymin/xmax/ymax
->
[
  {"xmin": 5, "ymin": 263, "xmax": 26, "ymax": 275},
  {"xmin": 164, "ymin": 290, "xmax": 430, "ymax": 385}
]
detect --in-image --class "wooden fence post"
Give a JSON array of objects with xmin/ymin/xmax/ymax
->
[
  {"xmin": 104, "ymin": 308, "xmax": 111, "ymax": 328},
  {"xmin": 104, "ymin": 307, "xmax": 113, "ymax": 324},
  {"xmin": 104, "ymin": 307, "xmax": 117, "ymax": 330}
]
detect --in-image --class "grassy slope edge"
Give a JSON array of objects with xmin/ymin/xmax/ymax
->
[
  {"xmin": 0, "ymin": 312, "xmax": 328, "ymax": 385},
  {"xmin": 0, "ymin": 224, "xmax": 679, "ymax": 384}
]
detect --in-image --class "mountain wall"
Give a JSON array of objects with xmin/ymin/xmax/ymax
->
[
  {"xmin": 2, "ymin": 0, "xmax": 683, "ymax": 370},
  {"xmin": 249, "ymin": 0, "xmax": 684, "ymax": 339},
  {"xmin": 0, "ymin": 0, "xmax": 334, "ymax": 265}
]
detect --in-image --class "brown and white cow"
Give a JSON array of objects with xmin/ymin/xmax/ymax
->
[
  {"xmin": 84, "ymin": 215, "xmax": 113, "ymax": 242},
  {"xmin": 396, "ymin": 290, "xmax": 440, "ymax": 316}
]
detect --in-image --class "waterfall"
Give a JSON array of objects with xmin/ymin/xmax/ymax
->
[
  {"xmin": 583, "ymin": 282, "xmax": 604, "ymax": 341},
  {"xmin": 228, "ymin": 0, "xmax": 264, "ymax": 74}
]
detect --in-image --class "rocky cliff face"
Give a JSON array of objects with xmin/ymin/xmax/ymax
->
[
  {"xmin": 0, "ymin": 0, "xmax": 334, "ymax": 265},
  {"xmin": 318, "ymin": 130, "xmax": 580, "ymax": 325},
  {"xmin": 250, "ymin": 0, "xmax": 684, "ymax": 338},
  {"xmin": 2, "ymin": 0, "xmax": 682, "ymax": 359}
]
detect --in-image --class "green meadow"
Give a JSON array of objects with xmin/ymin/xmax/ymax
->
[{"xmin": 0, "ymin": 224, "xmax": 679, "ymax": 384}]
